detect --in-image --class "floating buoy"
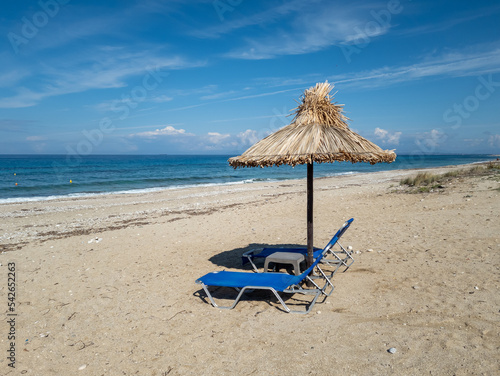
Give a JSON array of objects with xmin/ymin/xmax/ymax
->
[
  {"xmin": 70, "ymin": 180, "xmax": 72, "ymax": 183},
  {"xmin": 15, "ymin": 183, "xmax": 18, "ymax": 186},
  {"xmin": 14, "ymin": 173, "xmax": 16, "ymax": 176}
]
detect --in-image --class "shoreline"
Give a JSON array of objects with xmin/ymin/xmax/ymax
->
[
  {"xmin": 0, "ymin": 161, "xmax": 499, "ymax": 374},
  {"xmin": 0, "ymin": 162, "xmax": 496, "ymax": 252},
  {"xmin": 1, "ymin": 159, "xmax": 495, "ymax": 205}
]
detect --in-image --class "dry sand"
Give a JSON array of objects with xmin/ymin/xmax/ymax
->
[{"xmin": 0, "ymin": 163, "xmax": 499, "ymax": 375}]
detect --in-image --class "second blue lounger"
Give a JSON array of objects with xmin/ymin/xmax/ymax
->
[{"xmin": 242, "ymin": 218, "xmax": 354, "ymax": 273}]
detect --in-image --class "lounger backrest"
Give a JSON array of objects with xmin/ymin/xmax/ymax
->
[
  {"xmin": 287, "ymin": 251, "xmax": 326, "ymax": 286},
  {"xmin": 323, "ymin": 218, "xmax": 354, "ymax": 253},
  {"xmin": 288, "ymin": 218, "xmax": 354, "ymax": 286}
]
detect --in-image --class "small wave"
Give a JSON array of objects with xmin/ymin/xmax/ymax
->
[
  {"xmin": 0, "ymin": 178, "xmax": 277, "ymax": 204},
  {"xmin": 325, "ymin": 171, "xmax": 356, "ymax": 177}
]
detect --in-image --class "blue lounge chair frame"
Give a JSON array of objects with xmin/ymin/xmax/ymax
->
[
  {"xmin": 196, "ymin": 252, "xmax": 334, "ymax": 314},
  {"xmin": 242, "ymin": 218, "xmax": 354, "ymax": 274}
]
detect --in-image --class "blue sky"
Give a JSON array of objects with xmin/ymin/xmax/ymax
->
[{"xmin": 1, "ymin": 0, "xmax": 499, "ymax": 156}]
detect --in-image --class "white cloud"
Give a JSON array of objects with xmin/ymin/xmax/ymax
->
[
  {"xmin": 488, "ymin": 134, "xmax": 500, "ymax": 148},
  {"xmin": 374, "ymin": 127, "xmax": 401, "ymax": 144},
  {"xmin": 129, "ymin": 125, "xmax": 189, "ymax": 139},
  {"xmin": 206, "ymin": 132, "xmax": 231, "ymax": 144},
  {"xmin": 237, "ymin": 129, "xmax": 260, "ymax": 146},
  {"xmin": 374, "ymin": 128, "xmax": 388, "ymax": 139},
  {"xmin": 425, "ymin": 129, "xmax": 445, "ymax": 147},
  {"xmin": 387, "ymin": 133, "xmax": 402, "ymax": 144},
  {"xmin": 415, "ymin": 129, "xmax": 447, "ymax": 151}
]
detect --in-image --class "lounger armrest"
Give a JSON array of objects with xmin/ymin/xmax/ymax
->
[
  {"xmin": 242, "ymin": 249, "xmax": 260, "ymax": 264},
  {"xmin": 242, "ymin": 249, "xmax": 263, "ymax": 272}
]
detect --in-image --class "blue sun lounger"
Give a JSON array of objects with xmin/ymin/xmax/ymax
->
[
  {"xmin": 196, "ymin": 252, "xmax": 334, "ymax": 314},
  {"xmin": 242, "ymin": 218, "xmax": 354, "ymax": 274}
]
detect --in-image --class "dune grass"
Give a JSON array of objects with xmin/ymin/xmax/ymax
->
[
  {"xmin": 400, "ymin": 172, "xmax": 439, "ymax": 187},
  {"xmin": 398, "ymin": 162, "xmax": 500, "ymax": 193}
]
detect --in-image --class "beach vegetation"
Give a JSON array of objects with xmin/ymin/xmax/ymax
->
[
  {"xmin": 397, "ymin": 161, "xmax": 500, "ymax": 193},
  {"xmin": 443, "ymin": 170, "xmax": 460, "ymax": 178},
  {"xmin": 400, "ymin": 172, "xmax": 439, "ymax": 187},
  {"xmin": 486, "ymin": 161, "xmax": 500, "ymax": 170}
]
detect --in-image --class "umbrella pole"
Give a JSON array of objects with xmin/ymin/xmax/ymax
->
[{"xmin": 307, "ymin": 162, "xmax": 314, "ymax": 269}]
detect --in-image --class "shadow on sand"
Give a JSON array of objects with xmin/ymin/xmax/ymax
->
[
  {"xmin": 193, "ymin": 287, "xmax": 292, "ymax": 314},
  {"xmin": 208, "ymin": 243, "xmax": 307, "ymax": 270}
]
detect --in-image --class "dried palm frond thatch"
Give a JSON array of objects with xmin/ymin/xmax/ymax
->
[{"xmin": 229, "ymin": 81, "xmax": 396, "ymax": 168}]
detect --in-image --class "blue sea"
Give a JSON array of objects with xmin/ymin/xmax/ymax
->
[{"xmin": 0, "ymin": 154, "xmax": 495, "ymax": 203}]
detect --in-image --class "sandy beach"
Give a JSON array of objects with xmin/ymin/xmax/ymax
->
[{"xmin": 1, "ymin": 163, "xmax": 499, "ymax": 375}]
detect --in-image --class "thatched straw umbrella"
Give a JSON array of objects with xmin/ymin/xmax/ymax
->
[{"xmin": 229, "ymin": 81, "xmax": 396, "ymax": 269}]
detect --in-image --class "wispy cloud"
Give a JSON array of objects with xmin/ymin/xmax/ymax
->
[
  {"xmin": 93, "ymin": 93, "xmax": 174, "ymax": 113},
  {"xmin": 159, "ymin": 86, "xmax": 303, "ymax": 114},
  {"xmin": 201, "ymin": 90, "xmax": 237, "ymax": 101},
  {"xmin": 171, "ymin": 85, "xmax": 218, "ymax": 97},
  {"xmin": 150, "ymin": 95, "xmax": 174, "ymax": 103},
  {"xmin": 0, "ymin": 119, "xmax": 38, "ymax": 132},
  {"xmin": 397, "ymin": 3, "xmax": 500, "ymax": 38},
  {"xmin": 240, "ymin": 44, "xmax": 500, "ymax": 94},
  {"xmin": 224, "ymin": 87, "xmax": 304, "ymax": 102},
  {"xmin": 26, "ymin": 135, "xmax": 47, "ymax": 141},
  {"xmin": 330, "ymin": 45, "xmax": 500, "ymax": 89},
  {"xmin": 0, "ymin": 69, "xmax": 30, "ymax": 88},
  {"xmin": 0, "ymin": 88, "xmax": 47, "ymax": 109},
  {"xmin": 11, "ymin": 1, "xmax": 190, "ymax": 53},
  {"xmin": 222, "ymin": 1, "xmax": 393, "ymax": 59},
  {"xmin": 0, "ymin": 48, "xmax": 203, "ymax": 109},
  {"xmin": 191, "ymin": 0, "xmax": 311, "ymax": 39},
  {"xmin": 209, "ymin": 113, "xmax": 287, "ymax": 124}
]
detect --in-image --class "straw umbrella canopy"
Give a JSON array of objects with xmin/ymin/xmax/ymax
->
[{"xmin": 229, "ymin": 81, "xmax": 396, "ymax": 268}]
